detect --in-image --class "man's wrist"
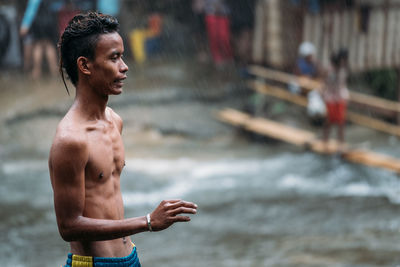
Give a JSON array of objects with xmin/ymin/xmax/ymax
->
[{"xmin": 146, "ymin": 213, "xmax": 153, "ymax": 232}]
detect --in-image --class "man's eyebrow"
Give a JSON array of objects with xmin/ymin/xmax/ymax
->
[{"xmin": 110, "ymin": 51, "xmax": 122, "ymax": 56}]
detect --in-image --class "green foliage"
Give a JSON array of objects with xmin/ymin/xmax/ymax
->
[{"xmin": 362, "ymin": 68, "xmax": 398, "ymax": 100}]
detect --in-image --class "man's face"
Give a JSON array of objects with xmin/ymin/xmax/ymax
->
[
  {"xmin": 305, "ymin": 54, "xmax": 314, "ymax": 63},
  {"xmin": 89, "ymin": 32, "xmax": 128, "ymax": 95}
]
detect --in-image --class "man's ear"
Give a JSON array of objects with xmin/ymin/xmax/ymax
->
[{"xmin": 77, "ymin": 56, "xmax": 91, "ymax": 75}]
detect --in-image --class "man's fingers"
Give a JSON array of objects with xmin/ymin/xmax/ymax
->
[
  {"xmin": 165, "ymin": 200, "xmax": 197, "ymax": 210},
  {"xmin": 172, "ymin": 215, "xmax": 192, "ymax": 222},
  {"xmin": 170, "ymin": 207, "xmax": 197, "ymax": 216},
  {"xmin": 165, "ymin": 199, "xmax": 182, "ymax": 204}
]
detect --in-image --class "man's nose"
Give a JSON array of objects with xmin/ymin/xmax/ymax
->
[{"xmin": 120, "ymin": 59, "xmax": 128, "ymax": 73}]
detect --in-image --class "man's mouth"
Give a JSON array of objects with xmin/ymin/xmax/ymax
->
[{"xmin": 114, "ymin": 77, "xmax": 127, "ymax": 86}]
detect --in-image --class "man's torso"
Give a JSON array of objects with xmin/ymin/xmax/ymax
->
[{"xmin": 58, "ymin": 107, "xmax": 132, "ymax": 257}]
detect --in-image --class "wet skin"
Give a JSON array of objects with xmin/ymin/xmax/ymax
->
[{"xmin": 49, "ymin": 32, "xmax": 197, "ymax": 258}]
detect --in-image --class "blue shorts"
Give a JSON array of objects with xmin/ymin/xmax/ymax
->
[{"xmin": 64, "ymin": 245, "xmax": 141, "ymax": 267}]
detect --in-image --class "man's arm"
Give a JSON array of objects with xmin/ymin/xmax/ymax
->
[
  {"xmin": 107, "ymin": 107, "xmax": 198, "ymax": 231},
  {"xmin": 49, "ymin": 133, "xmax": 148, "ymax": 241},
  {"xmin": 49, "ymin": 133, "xmax": 197, "ymax": 242}
]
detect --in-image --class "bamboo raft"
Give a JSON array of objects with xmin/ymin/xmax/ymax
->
[
  {"xmin": 247, "ymin": 65, "xmax": 400, "ymax": 136},
  {"xmin": 248, "ymin": 65, "xmax": 400, "ymax": 116},
  {"xmin": 217, "ymin": 108, "xmax": 400, "ymax": 174},
  {"xmin": 216, "ymin": 65, "xmax": 400, "ymax": 173},
  {"xmin": 248, "ymin": 80, "xmax": 400, "ymax": 137}
]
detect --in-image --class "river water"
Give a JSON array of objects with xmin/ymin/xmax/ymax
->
[{"xmin": 1, "ymin": 60, "xmax": 400, "ymax": 266}]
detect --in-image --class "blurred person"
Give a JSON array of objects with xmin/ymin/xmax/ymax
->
[
  {"xmin": 234, "ymin": 26, "xmax": 252, "ymax": 77},
  {"xmin": 229, "ymin": 0, "xmax": 255, "ymax": 77},
  {"xmin": 292, "ymin": 41, "xmax": 326, "ymax": 123},
  {"xmin": 322, "ymin": 49, "xmax": 350, "ymax": 150},
  {"xmin": 289, "ymin": 42, "xmax": 320, "ymax": 94},
  {"xmin": 145, "ymin": 12, "xmax": 163, "ymax": 56},
  {"xmin": 192, "ymin": 0, "xmax": 208, "ymax": 62},
  {"xmin": 129, "ymin": 13, "xmax": 163, "ymax": 64},
  {"xmin": 295, "ymin": 41, "xmax": 321, "ymax": 78},
  {"xmin": 204, "ymin": 0, "xmax": 233, "ymax": 68},
  {"xmin": 58, "ymin": 0, "xmax": 80, "ymax": 37},
  {"xmin": 20, "ymin": 0, "xmax": 58, "ymax": 79},
  {"xmin": 21, "ymin": 32, "xmax": 33, "ymax": 73},
  {"xmin": 50, "ymin": 12, "xmax": 197, "ymax": 267}
]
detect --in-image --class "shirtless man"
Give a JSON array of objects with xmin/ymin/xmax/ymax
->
[{"xmin": 48, "ymin": 12, "xmax": 197, "ymax": 266}]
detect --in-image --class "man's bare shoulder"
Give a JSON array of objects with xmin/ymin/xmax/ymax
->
[
  {"xmin": 50, "ymin": 114, "xmax": 89, "ymax": 162},
  {"xmin": 106, "ymin": 107, "xmax": 123, "ymax": 132}
]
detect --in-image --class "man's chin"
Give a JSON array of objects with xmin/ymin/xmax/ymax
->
[{"xmin": 111, "ymin": 88, "xmax": 123, "ymax": 95}]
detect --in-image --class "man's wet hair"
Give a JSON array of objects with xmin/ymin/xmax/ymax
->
[{"xmin": 59, "ymin": 11, "xmax": 119, "ymax": 94}]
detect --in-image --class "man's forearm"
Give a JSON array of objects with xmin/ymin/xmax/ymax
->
[{"xmin": 59, "ymin": 215, "xmax": 148, "ymax": 242}]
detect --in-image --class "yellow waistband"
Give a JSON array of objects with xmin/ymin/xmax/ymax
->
[
  {"xmin": 71, "ymin": 254, "xmax": 93, "ymax": 267},
  {"xmin": 70, "ymin": 242, "xmax": 135, "ymax": 267}
]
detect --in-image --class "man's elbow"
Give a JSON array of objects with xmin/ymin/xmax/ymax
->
[
  {"xmin": 58, "ymin": 221, "xmax": 80, "ymax": 242},
  {"xmin": 59, "ymin": 227, "xmax": 76, "ymax": 242}
]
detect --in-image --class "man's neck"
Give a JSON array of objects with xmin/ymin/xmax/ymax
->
[{"xmin": 73, "ymin": 83, "xmax": 109, "ymax": 121}]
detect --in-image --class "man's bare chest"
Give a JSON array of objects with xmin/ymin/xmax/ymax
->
[{"xmin": 85, "ymin": 124, "xmax": 125, "ymax": 182}]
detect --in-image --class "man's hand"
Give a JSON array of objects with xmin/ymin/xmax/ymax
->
[{"xmin": 149, "ymin": 199, "xmax": 197, "ymax": 231}]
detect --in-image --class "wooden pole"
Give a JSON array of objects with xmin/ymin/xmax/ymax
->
[{"xmin": 397, "ymin": 67, "xmax": 400, "ymax": 125}]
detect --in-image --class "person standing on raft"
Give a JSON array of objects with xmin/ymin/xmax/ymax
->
[{"xmin": 322, "ymin": 49, "xmax": 350, "ymax": 151}]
